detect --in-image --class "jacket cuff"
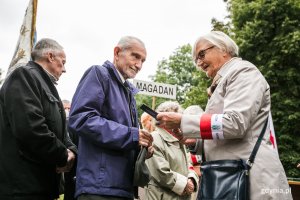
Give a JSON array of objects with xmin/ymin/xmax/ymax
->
[
  {"xmin": 188, "ymin": 172, "xmax": 199, "ymax": 191},
  {"xmin": 181, "ymin": 114, "xmax": 201, "ymax": 138},
  {"xmin": 171, "ymin": 173, "xmax": 187, "ymax": 195},
  {"xmin": 56, "ymin": 149, "xmax": 68, "ymax": 167},
  {"xmin": 131, "ymin": 127, "xmax": 139, "ymax": 142},
  {"xmin": 68, "ymin": 145, "xmax": 78, "ymax": 155}
]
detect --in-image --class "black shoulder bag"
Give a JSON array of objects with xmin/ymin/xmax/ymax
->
[{"xmin": 198, "ymin": 118, "xmax": 268, "ymax": 200}]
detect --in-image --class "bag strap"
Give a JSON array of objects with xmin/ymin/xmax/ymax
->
[
  {"xmin": 201, "ymin": 117, "xmax": 269, "ymax": 165},
  {"xmin": 202, "ymin": 139, "xmax": 205, "ymax": 162},
  {"xmin": 246, "ymin": 116, "xmax": 269, "ymax": 168}
]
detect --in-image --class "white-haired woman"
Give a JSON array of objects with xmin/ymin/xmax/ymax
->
[
  {"xmin": 156, "ymin": 31, "xmax": 292, "ymax": 200},
  {"xmin": 145, "ymin": 101, "xmax": 199, "ymax": 200}
]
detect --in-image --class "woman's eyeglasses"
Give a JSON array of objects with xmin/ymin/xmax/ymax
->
[{"xmin": 195, "ymin": 46, "xmax": 215, "ymax": 62}]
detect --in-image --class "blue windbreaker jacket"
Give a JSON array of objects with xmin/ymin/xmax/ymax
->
[{"xmin": 68, "ymin": 61, "xmax": 140, "ymax": 198}]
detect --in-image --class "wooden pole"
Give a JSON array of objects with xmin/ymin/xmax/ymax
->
[
  {"xmin": 32, "ymin": 0, "xmax": 38, "ymax": 48},
  {"xmin": 152, "ymin": 96, "xmax": 156, "ymax": 110}
]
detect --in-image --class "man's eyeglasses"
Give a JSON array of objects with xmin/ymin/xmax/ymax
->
[{"xmin": 195, "ymin": 46, "xmax": 215, "ymax": 62}]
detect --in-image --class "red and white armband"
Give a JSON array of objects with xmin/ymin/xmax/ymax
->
[
  {"xmin": 181, "ymin": 113, "xmax": 224, "ymax": 139},
  {"xmin": 200, "ymin": 114, "xmax": 224, "ymax": 139}
]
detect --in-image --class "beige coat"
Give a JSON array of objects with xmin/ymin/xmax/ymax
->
[
  {"xmin": 181, "ymin": 58, "xmax": 292, "ymax": 200},
  {"xmin": 145, "ymin": 128, "xmax": 199, "ymax": 200}
]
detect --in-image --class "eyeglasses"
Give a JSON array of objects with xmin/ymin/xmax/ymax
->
[{"xmin": 195, "ymin": 46, "xmax": 215, "ymax": 62}]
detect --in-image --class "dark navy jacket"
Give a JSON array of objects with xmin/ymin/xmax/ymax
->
[{"xmin": 69, "ymin": 61, "xmax": 140, "ymax": 199}]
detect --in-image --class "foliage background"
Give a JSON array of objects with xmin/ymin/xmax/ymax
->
[
  {"xmin": 136, "ymin": 0, "xmax": 300, "ymax": 177},
  {"xmin": 227, "ymin": 0, "xmax": 300, "ymax": 178}
]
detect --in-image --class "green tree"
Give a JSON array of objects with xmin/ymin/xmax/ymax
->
[
  {"xmin": 135, "ymin": 45, "xmax": 209, "ymax": 120},
  {"xmin": 136, "ymin": 0, "xmax": 300, "ymax": 177},
  {"xmin": 183, "ymin": 71, "xmax": 210, "ymax": 109},
  {"xmin": 226, "ymin": 0, "xmax": 300, "ymax": 177},
  {"xmin": 151, "ymin": 44, "xmax": 210, "ymax": 110}
]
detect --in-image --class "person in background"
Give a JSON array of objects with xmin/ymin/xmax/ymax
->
[
  {"xmin": 156, "ymin": 31, "xmax": 292, "ymax": 200},
  {"xmin": 62, "ymin": 100, "xmax": 71, "ymax": 120},
  {"xmin": 68, "ymin": 36, "xmax": 153, "ymax": 200},
  {"xmin": 182, "ymin": 105, "xmax": 204, "ymax": 200},
  {"xmin": 145, "ymin": 101, "xmax": 199, "ymax": 200},
  {"xmin": 141, "ymin": 112, "xmax": 154, "ymax": 132},
  {"xmin": 182, "ymin": 105, "xmax": 204, "ymax": 158},
  {"xmin": 138, "ymin": 112, "xmax": 155, "ymax": 200},
  {"xmin": 0, "ymin": 38, "xmax": 77, "ymax": 200},
  {"xmin": 62, "ymin": 100, "xmax": 78, "ymax": 200}
]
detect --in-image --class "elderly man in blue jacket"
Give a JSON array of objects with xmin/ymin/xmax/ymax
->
[{"xmin": 69, "ymin": 36, "xmax": 153, "ymax": 200}]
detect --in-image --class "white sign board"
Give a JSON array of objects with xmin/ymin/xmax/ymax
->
[{"xmin": 133, "ymin": 79, "xmax": 177, "ymax": 99}]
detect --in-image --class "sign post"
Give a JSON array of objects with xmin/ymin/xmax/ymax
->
[
  {"xmin": 152, "ymin": 96, "xmax": 156, "ymax": 110},
  {"xmin": 133, "ymin": 79, "xmax": 177, "ymax": 109}
]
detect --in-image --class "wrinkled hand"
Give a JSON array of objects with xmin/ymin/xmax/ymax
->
[
  {"xmin": 145, "ymin": 145, "xmax": 154, "ymax": 159},
  {"xmin": 139, "ymin": 129, "xmax": 153, "ymax": 148},
  {"xmin": 182, "ymin": 178, "xmax": 195, "ymax": 196},
  {"xmin": 178, "ymin": 136, "xmax": 188, "ymax": 145},
  {"xmin": 156, "ymin": 112, "xmax": 182, "ymax": 130},
  {"xmin": 183, "ymin": 138, "xmax": 197, "ymax": 146},
  {"xmin": 171, "ymin": 128, "xmax": 185, "ymax": 142},
  {"xmin": 56, "ymin": 149, "xmax": 76, "ymax": 173}
]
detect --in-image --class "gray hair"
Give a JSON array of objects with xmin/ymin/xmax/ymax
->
[
  {"xmin": 156, "ymin": 101, "xmax": 183, "ymax": 113},
  {"xmin": 62, "ymin": 99, "xmax": 70, "ymax": 104},
  {"xmin": 117, "ymin": 36, "xmax": 145, "ymax": 51},
  {"xmin": 192, "ymin": 31, "xmax": 239, "ymax": 61},
  {"xmin": 31, "ymin": 38, "xmax": 64, "ymax": 61},
  {"xmin": 183, "ymin": 105, "xmax": 204, "ymax": 115}
]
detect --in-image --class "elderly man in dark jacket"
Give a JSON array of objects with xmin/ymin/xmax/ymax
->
[{"xmin": 0, "ymin": 38, "xmax": 77, "ymax": 200}]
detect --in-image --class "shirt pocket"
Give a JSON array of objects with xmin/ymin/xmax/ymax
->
[
  {"xmin": 46, "ymin": 92, "xmax": 59, "ymax": 103},
  {"xmin": 45, "ymin": 92, "xmax": 60, "ymax": 119}
]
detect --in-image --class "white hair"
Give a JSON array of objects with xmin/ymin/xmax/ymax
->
[
  {"xmin": 183, "ymin": 105, "xmax": 204, "ymax": 115},
  {"xmin": 117, "ymin": 36, "xmax": 145, "ymax": 51},
  {"xmin": 156, "ymin": 101, "xmax": 183, "ymax": 113},
  {"xmin": 192, "ymin": 31, "xmax": 239, "ymax": 62}
]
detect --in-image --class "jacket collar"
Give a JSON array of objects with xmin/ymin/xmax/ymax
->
[
  {"xmin": 28, "ymin": 61, "xmax": 61, "ymax": 100},
  {"xmin": 42, "ymin": 68, "xmax": 58, "ymax": 85},
  {"xmin": 103, "ymin": 60, "xmax": 139, "ymax": 95},
  {"xmin": 28, "ymin": 61, "xmax": 56, "ymax": 86},
  {"xmin": 156, "ymin": 127, "xmax": 179, "ymax": 142},
  {"xmin": 217, "ymin": 57, "xmax": 241, "ymax": 78}
]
